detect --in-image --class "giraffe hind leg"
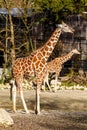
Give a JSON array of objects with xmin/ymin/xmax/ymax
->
[
  {"xmin": 17, "ymin": 78, "xmax": 29, "ymax": 113},
  {"xmin": 44, "ymin": 72, "xmax": 51, "ymax": 91},
  {"xmin": 10, "ymin": 79, "xmax": 17, "ymax": 112},
  {"xmin": 13, "ymin": 78, "xmax": 29, "ymax": 113},
  {"xmin": 20, "ymin": 90, "xmax": 29, "ymax": 113}
]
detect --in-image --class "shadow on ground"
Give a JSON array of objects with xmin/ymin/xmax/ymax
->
[{"xmin": 0, "ymin": 89, "xmax": 87, "ymax": 130}]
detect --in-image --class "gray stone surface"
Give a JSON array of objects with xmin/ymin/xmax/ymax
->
[{"xmin": 0, "ymin": 108, "xmax": 14, "ymax": 127}]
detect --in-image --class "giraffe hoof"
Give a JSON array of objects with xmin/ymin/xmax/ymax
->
[
  {"xmin": 35, "ymin": 110, "xmax": 40, "ymax": 115},
  {"xmin": 26, "ymin": 110, "xmax": 29, "ymax": 113},
  {"xmin": 13, "ymin": 110, "xmax": 17, "ymax": 113}
]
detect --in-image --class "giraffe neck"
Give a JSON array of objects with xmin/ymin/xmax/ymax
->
[
  {"xmin": 60, "ymin": 51, "xmax": 74, "ymax": 64},
  {"xmin": 42, "ymin": 28, "xmax": 62, "ymax": 60}
]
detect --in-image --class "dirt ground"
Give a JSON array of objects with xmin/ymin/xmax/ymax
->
[{"xmin": 0, "ymin": 89, "xmax": 87, "ymax": 130}]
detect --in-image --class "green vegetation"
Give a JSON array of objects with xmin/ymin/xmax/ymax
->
[{"xmin": 34, "ymin": 0, "xmax": 86, "ymax": 21}]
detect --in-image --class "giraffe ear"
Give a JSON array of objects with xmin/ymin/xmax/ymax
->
[
  {"xmin": 57, "ymin": 24, "xmax": 62, "ymax": 28},
  {"xmin": 62, "ymin": 21, "xmax": 65, "ymax": 25}
]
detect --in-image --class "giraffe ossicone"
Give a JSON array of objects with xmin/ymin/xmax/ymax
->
[{"xmin": 11, "ymin": 22, "xmax": 74, "ymax": 114}]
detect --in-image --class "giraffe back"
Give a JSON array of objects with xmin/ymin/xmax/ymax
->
[{"xmin": 12, "ymin": 50, "xmax": 47, "ymax": 78}]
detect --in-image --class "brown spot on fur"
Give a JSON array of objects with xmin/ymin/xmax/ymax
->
[
  {"xmin": 22, "ymin": 65, "xmax": 25, "ymax": 70},
  {"xmin": 42, "ymin": 50, "xmax": 46, "ymax": 56},
  {"xmin": 46, "ymin": 51, "xmax": 51, "ymax": 56},
  {"xmin": 37, "ymin": 53, "xmax": 42, "ymax": 60},
  {"xmin": 25, "ymin": 63, "xmax": 28, "ymax": 68},
  {"xmin": 35, "ymin": 61, "xmax": 40, "ymax": 68},
  {"xmin": 47, "ymin": 42, "xmax": 51, "ymax": 46},
  {"xmin": 45, "ymin": 46, "xmax": 49, "ymax": 51},
  {"xmin": 33, "ymin": 56, "xmax": 37, "ymax": 62},
  {"xmin": 39, "ymin": 62, "xmax": 44, "ymax": 68}
]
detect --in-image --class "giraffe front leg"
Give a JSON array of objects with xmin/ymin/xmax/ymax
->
[
  {"xmin": 12, "ymin": 83, "xmax": 17, "ymax": 112},
  {"xmin": 54, "ymin": 69, "xmax": 61, "ymax": 92},
  {"xmin": 35, "ymin": 74, "xmax": 43, "ymax": 114},
  {"xmin": 47, "ymin": 80, "xmax": 52, "ymax": 91},
  {"xmin": 35, "ymin": 87, "xmax": 40, "ymax": 114},
  {"xmin": 53, "ymin": 73, "xmax": 58, "ymax": 92}
]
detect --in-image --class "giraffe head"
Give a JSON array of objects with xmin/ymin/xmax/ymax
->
[
  {"xmin": 71, "ymin": 49, "xmax": 80, "ymax": 54},
  {"xmin": 57, "ymin": 21, "xmax": 74, "ymax": 33}
]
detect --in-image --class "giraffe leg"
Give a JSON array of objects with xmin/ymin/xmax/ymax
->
[
  {"xmin": 15, "ymin": 77, "xmax": 29, "ymax": 113},
  {"xmin": 54, "ymin": 68, "xmax": 61, "ymax": 92},
  {"xmin": 46, "ymin": 79, "xmax": 51, "ymax": 91},
  {"xmin": 42, "ymin": 80, "xmax": 45, "ymax": 91},
  {"xmin": 53, "ymin": 73, "xmax": 58, "ymax": 92},
  {"xmin": 44, "ymin": 72, "xmax": 51, "ymax": 91},
  {"xmin": 35, "ymin": 73, "xmax": 44, "ymax": 114},
  {"xmin": 42, "ymin": 73, "xmax": 47, "ymax": 91},
  {"xmin": 35, "ymin": 87, "xmax": 40, "ymax": 114},
  {"xmin": 12, "ymin": 81, "xmax": 17, "ymax": 112},
  {"xmin": 20, "ymin": 89, "xmax": 29, "ymax": 113}
]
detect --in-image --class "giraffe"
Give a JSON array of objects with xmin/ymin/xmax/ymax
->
[
  {"xmin": 12, "ymin": 21, "xmax": 74, "ymax": 114},
  {"xmin": 43, "ymin": 49, "xmax": 80, "ymax": 91}
]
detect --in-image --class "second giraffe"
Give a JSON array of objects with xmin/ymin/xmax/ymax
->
[{"xmin": 43, "ymin": 49, "xmax": 80, "ymax": 91}]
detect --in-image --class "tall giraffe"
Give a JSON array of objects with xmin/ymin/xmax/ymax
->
[
  {"xmin": 12, "ymin": 22, "xmax": 74, "ymax": 114},
  {"xmin": 43, "ymin": 49, "xmax": 80, "ymax": 91}
]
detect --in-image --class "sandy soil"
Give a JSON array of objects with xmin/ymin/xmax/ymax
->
[{"xmin": 0, "ymin": 89, "xmax": 87, "ymax": 130}]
